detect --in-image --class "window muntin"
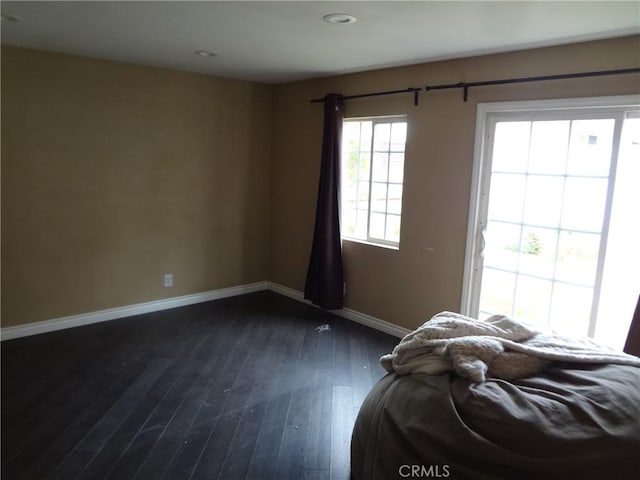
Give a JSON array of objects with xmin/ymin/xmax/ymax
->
[{"xmin": 341, "ymin": 117, "xmax": 407, "ymax": 248}]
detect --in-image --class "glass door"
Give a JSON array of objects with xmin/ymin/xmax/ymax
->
[{"xmin": 464, "ymin": 98, "xmax": 639, "ymax": 349}]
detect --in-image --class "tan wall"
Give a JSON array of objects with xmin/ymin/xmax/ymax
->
[
  {"xmin": 1, "ymin": 47, "xmax": 272, "ymax": 327},
  {"xmin": 270, "ymin": 35, "xmax": 640, "ymax": 331},
  {"xmin": 3, "ymin": 36, "xmax": 639, "ymax": 332}
]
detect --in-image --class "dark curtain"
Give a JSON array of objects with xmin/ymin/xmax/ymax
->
[
  {"xmin": 623, "ymin": 294, "xmax": 640, "ymax": 356},
  {"xmin": 304, "ymin": 93, "xmax": 344, "ymax": 309}
]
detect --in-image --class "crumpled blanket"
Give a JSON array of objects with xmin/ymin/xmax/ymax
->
[{"xmin": 380, "ymin": 311, "xmax": 640, "ymax": 382}]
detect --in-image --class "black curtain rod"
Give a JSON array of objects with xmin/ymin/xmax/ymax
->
[
  {"xmin": 425, "ymin": 67, "xmax": 640, "ymax": 102},
  {"xmin": 310, "ymin": 87, "xmax": 422, "ymax": 106},
  {"xmin": 309, "ymin": 67, "xmax": 639, "ymax": 105}
]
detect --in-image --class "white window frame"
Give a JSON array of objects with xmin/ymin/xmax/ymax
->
[
  {"xmin": 341, "ymin": 115, "xmax": 407, "ymax": 249},
  {"xmin": 461, "ymin": 95, "xmax": 640, "ymax": 337}
]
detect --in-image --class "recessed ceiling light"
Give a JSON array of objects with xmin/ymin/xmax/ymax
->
[
  {"xmin": 1, "ymin": 13, "xmax": 23, "ymax": 22},
  {"xmin": 194, "ymin": 50, "xmax": 216, "ymax": 57},
  {"xmin": 323, "ymin": 13, "xmax": 357, "ymax": 25}
]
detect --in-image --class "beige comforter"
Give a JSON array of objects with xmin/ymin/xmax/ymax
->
[{"xmin": 380, "ymin": 311, "xmax": 640, "ymax": 382}]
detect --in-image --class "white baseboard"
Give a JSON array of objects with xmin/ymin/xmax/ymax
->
[
  {"xmin": 267, "ymin": 282, "xmax": 409, "ymax": 338},
  {"xmin": 0, "ymin": 281, "xmax": 268, "ymax": 341},
  {"xmin": 1, "ymin": 280, "xmax": 409, "ymax": 341}
]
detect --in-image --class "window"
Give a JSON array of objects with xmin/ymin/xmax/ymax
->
[
  {"xmin": 462, "ymin": 95, "xmax": 640, "ymax": 349},
  {"xmin": 341, "ymin": 117, "xmax": 407, "ymax": 248}
]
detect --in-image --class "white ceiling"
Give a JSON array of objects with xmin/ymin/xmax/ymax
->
[{"xmin": 1, "ymin": 1, "xmax": 639, "ymax": 84}]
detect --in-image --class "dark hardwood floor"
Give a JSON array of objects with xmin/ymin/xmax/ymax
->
[{"xmin": 1, "ymin": 291, "xmax": 399, "ymax": 480}]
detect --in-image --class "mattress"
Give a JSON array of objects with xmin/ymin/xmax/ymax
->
[{"xmin": 351, "ymin": 363, "xmax": 640, "ymax": 479}]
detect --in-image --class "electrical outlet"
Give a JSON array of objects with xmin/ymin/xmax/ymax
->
[{"xmin": 164, "ymin": 273, "xmax": 173, "ymax": 287}]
